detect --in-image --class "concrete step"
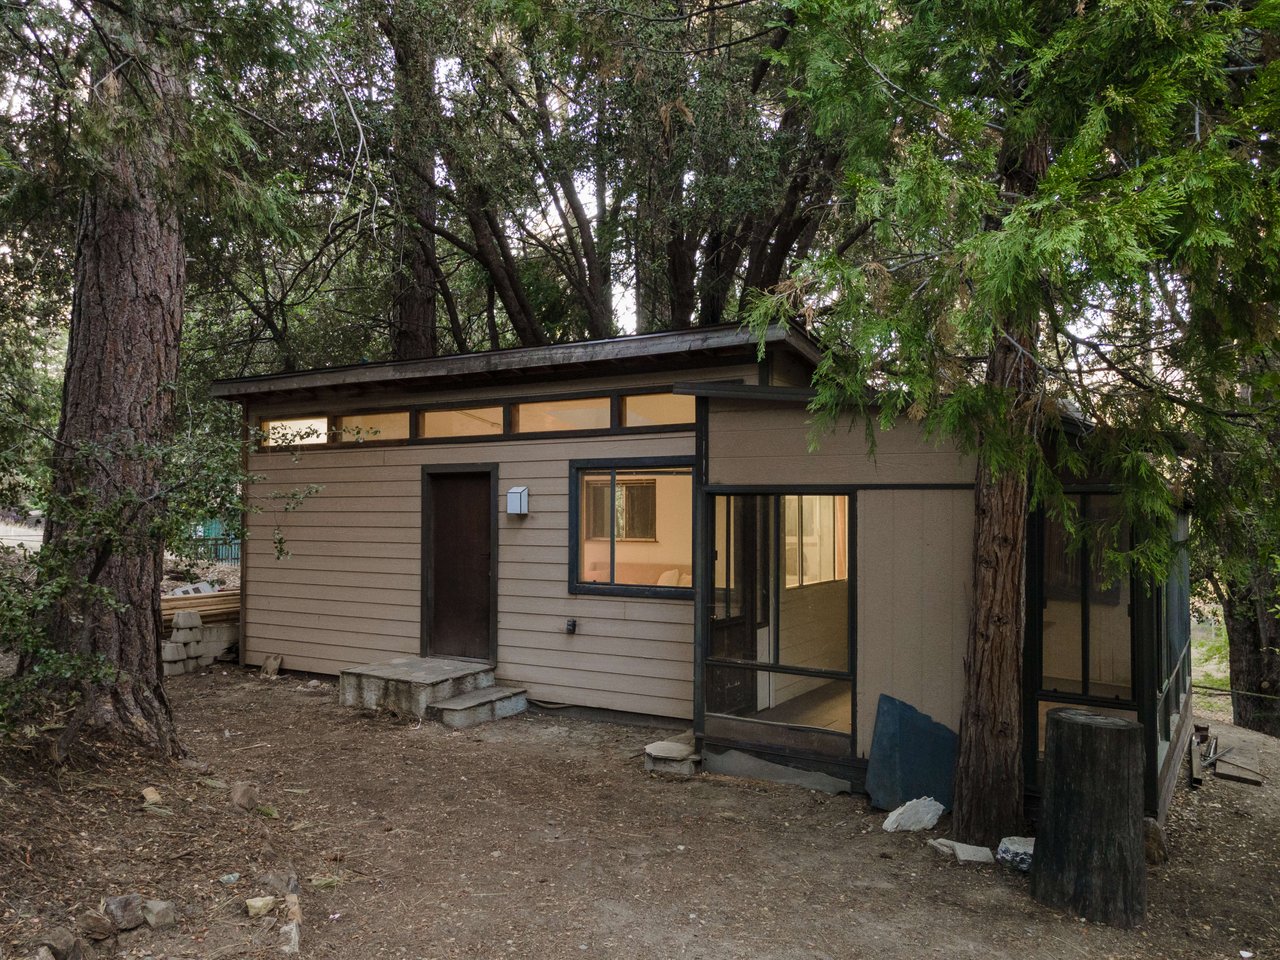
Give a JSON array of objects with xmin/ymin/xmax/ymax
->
[
  {"xmin": 339, "ymin": 657, "xmax": 494, "ymax": 717},
  {"xmin": 430, "ymin": 685, "xmax": 528, "ymax": 730}
]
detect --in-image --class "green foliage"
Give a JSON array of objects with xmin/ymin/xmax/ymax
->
[{"xmin": 753, "ymin": 0, "xmax": 1279, "ymax": 584}]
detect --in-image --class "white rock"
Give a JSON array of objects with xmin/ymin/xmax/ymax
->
[{"xmin": 882, "ymin": 797, "xmax": 944, "ymax": 832}]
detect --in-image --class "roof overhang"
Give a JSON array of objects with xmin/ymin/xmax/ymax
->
[{"xmin": 210, "ymin": 324, "xmax": 821, "ymax": 403}]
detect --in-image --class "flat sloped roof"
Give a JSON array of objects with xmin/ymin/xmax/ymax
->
[{"xmin": 210, "ymin": 323, "xmax": 821, "ymax": 402}]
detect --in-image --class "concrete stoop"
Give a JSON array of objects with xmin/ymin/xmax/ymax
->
[{"xmin": 338, "ymin": 656, "xmax": 527, "ymax": 730}]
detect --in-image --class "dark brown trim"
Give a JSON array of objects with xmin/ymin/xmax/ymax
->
[
  {"xmin": 1157, "ymin": 688, "xmax": 1195, "ymax": 824},
  {"xmin": 420, "ymin": 464, "xmax": 500, "ymax": 665},
  {"xmin": 213, "ymin": 323, "xmax": 822, "ymax": 401}
]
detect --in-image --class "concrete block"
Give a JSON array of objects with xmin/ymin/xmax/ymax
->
[
  {"xmin": 645, "ymin": 754, "xmax": 699, "ymax": 776},
  {"xmin": 171, "ymin": 610, "xmax": 202, "ymax": 630},
  {"xmin": 163, "ymin": 661, "xmax": 186, "ymax": 677},
  {"xmin": 198, "ymin": 638, "xmax": 232, "ymax": 659},
  {"xmin": 170, "ymin": 627, "xmax": 201, "ymax": 645},
  {"xmin": 161, "ymin": 642, "xmax": 187, "ymax": 663},
  {"xmin": 198, "ymin": 655, "xmax": 215, "ymax": 667}
]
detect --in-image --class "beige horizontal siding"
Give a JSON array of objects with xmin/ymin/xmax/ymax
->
[
  {"xmin": 243, "ymin": 429, "xmax": 696, "ymax": 719},
  {"xmin": 708, "ymin": 401, "xmax": 975, "ymax": 486},
  {"xmin": 855, "ymin": 488, "xmax": 973, "ymax": 756}
]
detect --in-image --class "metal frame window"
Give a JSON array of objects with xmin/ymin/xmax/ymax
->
[{"xmin": 568, "ymin": 457, "xmax": 694, "ymax": 600}]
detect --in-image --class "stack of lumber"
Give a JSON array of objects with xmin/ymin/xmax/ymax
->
[{"xmin": 161, "ymin": 591, "xmax": 240, "ymax": 629}]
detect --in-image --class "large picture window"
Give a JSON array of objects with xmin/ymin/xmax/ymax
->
[{"xmin": 572, "ymin": 462, "xmax": 693, "ymax": 596}]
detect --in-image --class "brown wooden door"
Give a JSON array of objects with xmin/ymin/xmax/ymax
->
[{"xmin": 425, "ymin": 471, "xmax": 494, "ymax": 661}]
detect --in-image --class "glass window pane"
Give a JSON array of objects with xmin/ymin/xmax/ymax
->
[
  {"xmin": 577, "ymin": 468, "xmax": 691, "ymax": 589},
  {"xmin": 1041, "ymin": 500, "xmax": 1083, "ymax": 694},
  {"xmin": 784, "ymin": 496, "xmax": 800, "ymax": 587},
  {"xmin": 579, "ymin": 473, "xmax": 611, "ymax": 584},
  {"xmin": 419, "ymin": 406, "xmax": 503, "ymax": 438},
  {"xmin": 622, "ymin": 393, "xmax": 695, "ymax": 427},
  {"xmin": 613, "ymin": 471, "xmax": 692, "ymax": 586},
  {"xmin": 334, "ymin": 411, "xmax": 409, "ymax": 442},
  {"xmin": 261, "ymin": 417, "xmax": 328, "ymax": 446},
  {"xmin": 514, "ymin": 396, "xmax": 610, "ymax": 433},
  {"xmin": 778, "ymin": 497, "xmax": 848, "ymax": 672},
  {"xmin": 706, "ymin": 665, "xmax": 851, "ymax": 737},
  {"xmin": 1087, "ymin": 495, "xmax": 1132, "ymax": 700}
]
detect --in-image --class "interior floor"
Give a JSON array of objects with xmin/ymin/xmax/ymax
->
[{"xmin": 753, "ymin": 681, "xmax": 851, "ymax": 733}]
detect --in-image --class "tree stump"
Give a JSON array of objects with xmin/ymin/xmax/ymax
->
[{"xmin": 1030, "ymin": 708, "xmax": 1146, "ymax": 927}]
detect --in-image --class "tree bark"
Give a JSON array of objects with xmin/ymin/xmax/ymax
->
[
  {"xmin": 952, "ymin": 323, "xmax": 1038, "ymax": 847},
  {"xmin": 1220, "ymin": 571, "xmax": 1280, "ymax": 736},
  {"xmin": 39, "ymin": 15, "xmax": 186, "ymax": 757},
  {"xmin": 1030, "ymin": 709, "xmax": 1146, "ymax": 927}
]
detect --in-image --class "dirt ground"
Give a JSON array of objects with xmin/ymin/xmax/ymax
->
[{"xmin": 1, "ymin": 670, "xmax": 1276, "ymax": 960}]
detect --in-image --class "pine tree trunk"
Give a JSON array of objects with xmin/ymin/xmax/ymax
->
[
  {"xmin": 40, "ymin": 18, "xmax": 185, "ymax": 758},
  {"xmin": 952, "ymin": 325, "xmax": 1038, "ymax": 847},
  {"xmin": 1222, "ymin": 572, "xmax": 1280, "ymax": 736}
]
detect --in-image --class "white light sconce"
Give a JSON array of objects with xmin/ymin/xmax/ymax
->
[{"xmin": 506, "ymin": 486, "xmax": 530, "ymax": 516}]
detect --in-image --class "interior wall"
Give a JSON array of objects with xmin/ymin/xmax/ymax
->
[{"xmin": 774, "ymin": 579, "xmax": 848, "ymax": 704}]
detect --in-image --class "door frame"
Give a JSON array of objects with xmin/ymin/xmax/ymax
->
[{"xmin": 421, "ymin": 463, "xmax": 499, "ymax": 663}]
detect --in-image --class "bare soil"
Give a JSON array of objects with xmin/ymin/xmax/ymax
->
[{"xmin": 1, "ymin": 669, "xmax": 1276, "ymax": 960}]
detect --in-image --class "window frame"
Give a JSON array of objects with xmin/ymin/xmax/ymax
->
[
  {"xmin": 568, "ymin": 456, "xmax": 695, "ymax": 600},
  {"xmin": 254, "ymin": 385, "xmax": 709, "ymax": 451}
]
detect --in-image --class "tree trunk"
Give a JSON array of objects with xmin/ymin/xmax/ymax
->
[
  {"xmin": 1030, "ymin": 709, "xmax": 1146, "ymax": 927},
  {"xmin": 38, "ymin": 16, "xmax": 185, "ymax": 758},
  {"xmin": 952, "ymin": 324, "xmax": 1038, "ymax": 847},
  {"xmin": 1221, "ymin": 571, "xmax": 1280, "ymax": 736}
]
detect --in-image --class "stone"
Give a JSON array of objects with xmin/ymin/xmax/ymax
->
[
  {"xmin": 1144, "ymin": 817, "xmax": 1170, "ymax": 864},
  {"xmin": 219, "ymin": 873, "xmax": 241, "ymax": 886},
  {"xmin": 172, "ymin": 610, "xmax": 202, "ymax": 629},
  {"xmin": 142, "ymin": 899, "xmax": 177, "ymax": 929},
  {"xmin": 245, "ymin": 896, "xmax": 277, "ymax": 919},
  {"xmin": 161, "ymin": 642, "xmax": 186, "ymax": 663},
  {"xmin": 140, "ymin": 786, "xmax": 162, "ymax": 805},
  {"xmin": 180, "ymin": 758, "xmax": 211, "ymax": 774},
  {"xmin": 283, "ymin": 893, "xmax": 302, "ymax": 924},
  {"xmin": 882, "ymin": 797, "xmax": 944, "ymax": 832},
  {"xmin": 36, "ymin": 927, "xmax": 79, "ymax": 960},
  {"xmin": 279, "ymin": 920, "xmax": 301, "ymax": 955},
  {"xmin": 952, "ymin": 841, "xmax": 996, "ymax": 864},
  {"xmin": 103, "ymin": 894, "xmax": 146, "ymax": 931},
  {"xmin": 77, "ymin": 909, "xmax": 115, "ymax": 941},
  {"xmin": 646, "ymin": 740, "xmax": 696, "ymax": 761},
  {"xmin": 997, "ymin": 836, "xmax": 1035, "ymax": 872},
  {"xmin": 261, "ymin": 654, "xmax": 283, "ymax": 678},
  {"xmin": 928, "ymin": 838, "xmax": 995, "ymax": 864},
  {"xmin": 33, "ymin": 946, "xmax": 57, "ymax": 960},
  {"xmin": 230, "ymin": 782, "xmax": 259, "ymax": 811},
  {"xmin": 260, "ymin": 870, "xmax": 300, "ymax": 896}
]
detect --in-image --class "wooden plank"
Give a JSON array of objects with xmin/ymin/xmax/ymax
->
[
  {"xmin": 499, "ymin": 646, "xmax": 691, "ymax": 682},
  {"xmin": 493, "ymin": 669, "xmax": 692, "ymax": 719},
  {"xmin": 245, "ymin": 594, "xmax": 417, "ymax": 622},
  {"xmin": 497, "ymin": 611, "xmax": 692, "ymax": 642},
  {"xmin": 249, "ymin": 565, "xmax": 420, "ymax": 592},
  {"xmin": 498, "ymin": 627, "xmax": 691, "ymax": 663},
  {"xmin": 249, "ymin": 580, "xmax": 417, "ymax": 607},
  {"xmin": 244, "ymin": 632, "xmax": 413, "ymax": 664},
  {"xmin": 1216, "ymin": 756, "xmax": 1263, "ymax": 785},
  {"xmin": 246, "ymin": 538, "xmax": 421, "ymax": 560},
  {"xmin": 247, "ymin": 607, "xmax": 419, "ymax": 640}
]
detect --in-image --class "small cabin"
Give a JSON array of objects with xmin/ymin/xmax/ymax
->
[{"xmin": 212, "ymin": 324, "xmax": 1193, "ymax": 818}]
